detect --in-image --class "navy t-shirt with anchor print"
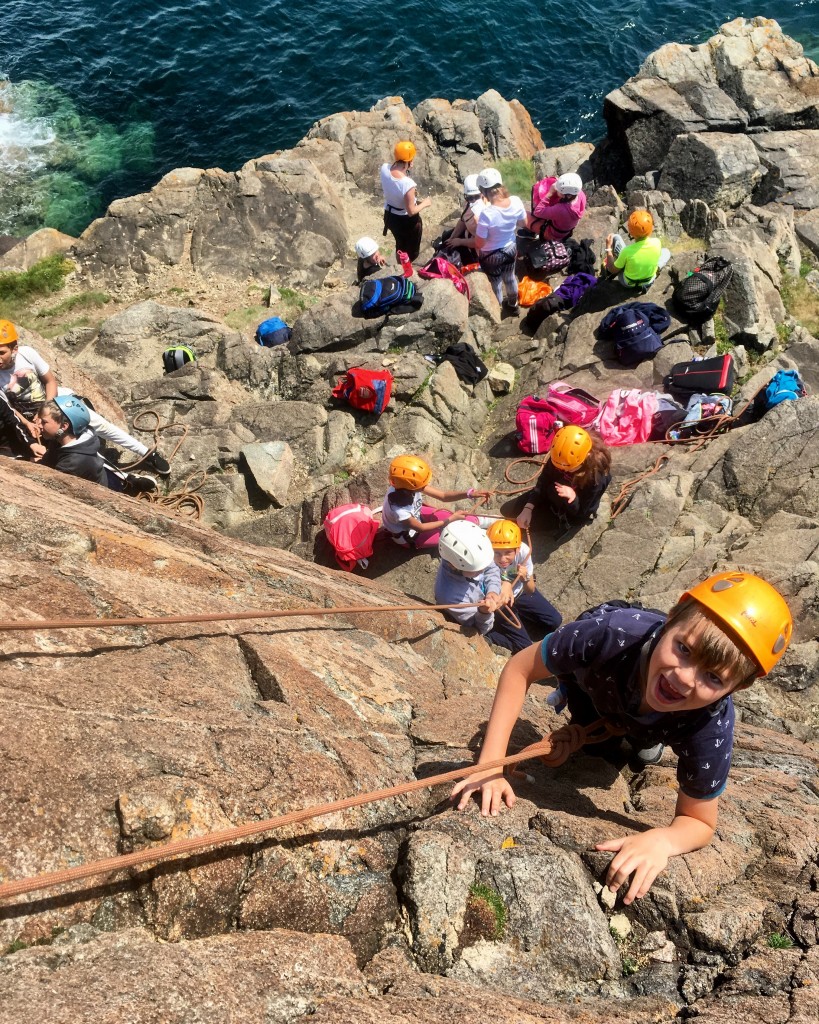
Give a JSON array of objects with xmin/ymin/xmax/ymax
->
[{"xmin": 540, "ymin": 603, "xmax": 735, "ymax": 800}]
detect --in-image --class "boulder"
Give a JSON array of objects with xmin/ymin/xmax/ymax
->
[
  {"xmin": 659, "ymin": 133, "xmax": 763, "ymax": 209},
  {"xmin": 0, "ymin": 227, "xmax": 77, "ymax": 271},
  {"xmin": 290, "ymin": 292, "xmax": 384, "ymax": 354},
  {"xmin": 795, "ymin": 208, "xmax": 819, "ymax": 257},
  {"xmin": 475, "ymin": 90, "xmax": 544, "ymax": 160},
  {"xmin": 533, "ymin": 143, "xmax": 595, "ymax": 182},
  {"xmin": 240, "ymin": 441, "xmax": 295, "ymax": 506},
  {"xmin": 752, "ymin": 130, "xmax": 819, "ymax": 209}
]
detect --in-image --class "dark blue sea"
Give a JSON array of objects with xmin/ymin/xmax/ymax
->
[{"xmin": 1, "ymin": 1, "xmax": 817, "ymax": 236}]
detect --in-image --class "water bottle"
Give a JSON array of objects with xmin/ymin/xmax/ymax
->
[{"xmin": 397, "ymin": 250, "xmax": 414, "ymax": 277}]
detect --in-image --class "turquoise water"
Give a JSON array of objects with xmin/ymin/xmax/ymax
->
[{"xmin": 1, "ymin": 0, "xmax": 817, "ymax": 236}]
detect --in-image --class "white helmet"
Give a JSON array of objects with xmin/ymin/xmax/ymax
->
[
  {"xmin": 438, "ymin": 520, "xmax": 495, "ymax": 573},
  {"xmin": 355, "ymin": 236, "xmax": 379, "ymax": 259},
  {"xmin": 463, "ymin": 174, "xmax": 481, "ymax": 198},
  {"xmin": 477, "ymin": 168, "xmax": 503, "ymax": 191},
  {"xmin": 555, "ymin": 172, "xmax": 582, "ymax": 197}
]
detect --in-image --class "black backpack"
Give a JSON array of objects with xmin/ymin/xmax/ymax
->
[
  {"xmin": 359, "ymin": 276, "xmax": 423, "ymax": 317},
  {"xmin": 598, "ymin": 301, "xmax": 671, "ymax": 368},
  {"xmin": 673, "ymin": 257, "xmax": 733, "ymax": 323},
  {"xmin": 664, "ymin": 353, "xmax": 736, "ymax": 396}
]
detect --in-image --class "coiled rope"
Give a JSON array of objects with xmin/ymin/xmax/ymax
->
[{"xmin": 0, "ymin": 718, "xmax": 619, "ymax": 902}]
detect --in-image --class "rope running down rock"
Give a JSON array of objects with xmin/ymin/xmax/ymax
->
[{"xmin": 0, "ymin": 719, "xmax": 619, "ymax": 903}]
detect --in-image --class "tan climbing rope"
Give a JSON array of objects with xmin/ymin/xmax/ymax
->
[{"xmin": 0, "ymin": 717, "xmax": 622, "ymax": 903}]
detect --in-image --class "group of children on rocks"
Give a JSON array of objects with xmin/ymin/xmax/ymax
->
[
  {"xmin": 362, "ymin": 139, "xmax": 671, "ymax": 311},
  {"xmin": 0, "ymin": 319, "xmax": 170, "ymax": 490}
]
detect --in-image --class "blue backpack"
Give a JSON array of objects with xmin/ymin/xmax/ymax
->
[
  {"xmin": 256, "ymin": 317, "xmax": 292, "ymax": 347},
  {"xmin": 758, "ymin": 369, "xmax": 806, "ymax": 414},
  {"xmin": 359, "ymin": 276, "xmax": 422, "ymax": 316},
  {"xmin": 598, "ymin": 301, "xmax": 671, "ymax": 368}
]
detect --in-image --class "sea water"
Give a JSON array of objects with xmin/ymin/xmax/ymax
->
[{"xmin": 0, "ymin": 0, "xmax": 817, "ymax": 236}]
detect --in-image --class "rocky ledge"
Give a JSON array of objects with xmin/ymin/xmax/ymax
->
[{"xmin": 1, "ymin": 15, "xmax": 819, "ymax": 1024}]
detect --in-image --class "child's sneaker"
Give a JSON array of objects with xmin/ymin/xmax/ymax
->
[
  {"xmin": 635, "ymin": 743, "xmax": 665, "ymax": 765},
  {"xmin": 125, "ymin": 473, "xmax": 158, "ymax": 496},
  {"xmin": 143, "ymin": 451, "xmax": 171, "ymax": 476}
]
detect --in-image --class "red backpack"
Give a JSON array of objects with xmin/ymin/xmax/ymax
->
[
  {"xmin": 418, "ymin": 255, "xmax": 471, "ymax": 299},
  {"xmin": 332, "ymin": 368, "xmax": 393, "ymax": 415},
  {"xmin": 515, "ymin": 382, "xmax": 600, "ymax": 454},
  {"xmin": 323, "ymin": 503, "xmax": 379, "ymax": 571}
]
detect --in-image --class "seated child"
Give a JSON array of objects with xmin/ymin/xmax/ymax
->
[
  {"xmin": 381, "ymin": 454, "xmax": 491, "ymax": 549},
  {"xmin": 434, "ymin": 520, "xmax": 505, "ymax": 644},
  {"xmin": 451, "ymin": 572, "xmax": 793, "ymax": 905},
  {"xmin": 604, "ymin": 210, "xmax": 670, "ymax": 289},
  {"xmin": 0, "ymin": 319, "xmax": 170, "ymax": 475},
  {"xmin": 516, "ymin": 427, "xmax": 611, "ymax": 531},
  {"xmin": 0, "ymin": 390, "xmax": 44, "ymax": 460},
  {"xmin": 355, "ymin": 237, "xmax": 387, "ymax": 281},
  {"xmin": 441, "ymin": 175, "xmax": 486, "ymax": 265},
  {"xmin": 487, "ymin": 520, "xmax": 562, "ymax": 649},
  {"xmin": 36, "ymin": 397, "xmax": 156, "ymax": 494},
  {"xmin": 529, "ymin": 173, "xmax": 587, "ymax": 242}
]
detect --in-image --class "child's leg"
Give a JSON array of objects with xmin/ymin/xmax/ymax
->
[
  {"xmin": 485, "ymin": 615, "xmax": 532, "ymax": 654},
  {"xmin": 502, "ymin": 261, "xmax": 519, "ymax": 307},
  {"xmin": 412, "ymin": 508, "xmax": 483, "ymax": 549},
  {"xmin": 514, "ymin": 589, "xmax": 562, "ymax": 634},
  {"xmin": 565, "ymin": 685, "xmax": 623, "ymax": 759}
]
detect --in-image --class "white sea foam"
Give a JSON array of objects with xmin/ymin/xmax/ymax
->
[{"xmin": 0, "ymin": 81, "xmax": 56, "ymax": 175}]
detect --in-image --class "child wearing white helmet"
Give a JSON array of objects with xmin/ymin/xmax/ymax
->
[
  {"xmin": 438, "ymin": 174, "xmax": 486, "ymax": 266},
  {"xmin": 529, "ymin": 172, "xmax": 587, "ymax": 242},
  {"xmin": 354, "ymin": 237, "xmax": 386, "ymax": 282},
  {"xmin": 446, "ymin": 168, "xmax": 527, "ymax": 312},
  {"xmin": 434, "ymin": 520, "xmax": 502, "ymax": 636}
]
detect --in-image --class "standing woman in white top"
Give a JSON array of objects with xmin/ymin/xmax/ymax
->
[
  {"xmin": 380, "ymin": 140, "xmax": 431, "ymax": 263},
  {"xmin": 452, "ymin": 168, "xmax": 527, "ymax": 310}
]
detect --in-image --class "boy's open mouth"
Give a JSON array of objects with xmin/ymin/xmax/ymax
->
[{"xmin": 656, "ymin": 674, "xmax": 685, "ymax": 704}]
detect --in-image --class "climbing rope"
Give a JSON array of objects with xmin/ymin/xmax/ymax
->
[
  {"xmin": 0, "ymin": 599, "xmax": 518, "ymax": 635},
  {"xmin": 0, "ymin": 717, "xmax": 621, "ymax": 903}
]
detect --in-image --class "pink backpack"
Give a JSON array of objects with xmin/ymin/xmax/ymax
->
[
  {"xmin": 515, "ymin": 382, "xmax": 600, "ymax": 454},
  {"xmin": 323, "ymin": 503, "xmax": 379, "ymax": 571},
  {"xmin": 593, "ymin": 389, "xmax": 659, "ymax": 446},
  {"xmin": 418, "ymin": 255, "xmax": 471, "ymax": 300}
]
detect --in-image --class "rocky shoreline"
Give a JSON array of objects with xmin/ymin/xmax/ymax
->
[{"xmin": 1, "ymin": 16, "xmax": 819, "ymax": 1024}]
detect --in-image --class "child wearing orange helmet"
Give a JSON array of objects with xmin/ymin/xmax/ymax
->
[
  {"xmin": 381, "ymin": 454, "xmax": 492, "ymax": 549},
  {"xmin": 484, "ymin": 519, "xmax": 562, "ymax": 653},
  {"xmin": 604, "ymin": 209, "xmax": 670, "ymax": 289},
  {"xmin": 516, "ymin": 426, "xmax": 611, "ymax": 531},
  {"xmin": 452, "ymin": 571, "xmax": 793, "ymax": 904}
]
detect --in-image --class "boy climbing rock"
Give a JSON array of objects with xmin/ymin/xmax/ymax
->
[{"xmin": 451, "ymin": 572, "xmax": 792, "ymax": 904}]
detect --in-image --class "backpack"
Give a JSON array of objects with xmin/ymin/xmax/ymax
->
[
  {"xmin": 593, "ymin": 389, "xmax": 659, "ymax": 446},
  {"xmin": 256, "ymin": 316, "xmax": 292, "ymax": 347},
  {"xmin": 162, "ymin": 345, "xmax": 196, "ymax": 373},
  {"xmin": 672, "ymin": 257, "xmax": 733, "ymax": 322},
  {"xmin": 598, "ymin": 301, "xmax": 671, "ymax": 368},
  {"xmin": 418, "ymin": 255, "xmax": 471, "ymax": 299},
  {"xmin": 323, "ymin": 503, "xmax": 380, "ymax": 571},
  {"xmin": 331, "ymin": 368, "xmax": 393, "ymax": 415},
  {"xmin": 664, "ymin": 353, "xmax": 735, "ymax": 397},
  {"xmin": 515, "ymin": 382, "xmax": 600, "ymax": 454},
  {"xmin": 359, "ymin": 275, "xmax": 423, "ymax": 316},
  {"xmin": 527, "ymin": 240, "xmax": 571, "ymax": 275},
  {"xmin": 753, "ymin": 369, "xmax": 807, "ymax": 418}
]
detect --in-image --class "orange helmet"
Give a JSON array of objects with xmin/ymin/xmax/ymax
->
[
  {"xmin": 394, "ymin": 140, "xmax": 416, "ymax": 163},
  {"xmin": 389, "ymin": 454, "xmax": 432, "ymax": 491},
  {"xmin": 550, "ymin": 425, "xmax": 592, "ymax": 472},
  {"xmin": 486, "ymin": 519, "xmax": 522, "ymax": 550},
  {"xmin": 681, "ymin": 572, "xmax": 792, "ymax": 676},
  {"xmin": 0, "ymin": 320, "xmax": 18, "ymax": 345},
  {"xmin": 626, "ymin": 209, "xmax": 654, "ymax": 239}
]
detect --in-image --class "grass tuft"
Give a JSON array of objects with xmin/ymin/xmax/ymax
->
[
  {"xmin": 0, "ymin": 255, "xmax": 74, "ymax": 320},
  {"xmin": 496, "ymin": 159, "xmax": 536, "ymax": 200},
  {"xmin": 767, "ymin": 932, "xmax": 793, "ymax": 949}
]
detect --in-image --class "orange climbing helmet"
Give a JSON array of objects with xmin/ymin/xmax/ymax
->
[
  {"xmin": 486, "ymin": 519, "xmax": 522, "ymax": 550},
  {"xmin": 626, "ymin": 209, "xmax": 654, "ymax": 239},
  {"xmin": 394, "ymin": 140, "xmax": 417, "ymax": 163},
  {"xmin": 389, "ymin": 454, "xmax": 432, "ymax": 491},
  {"xmin": 681, "ymin": 571, "xmax": 793, "ymax": 676},
  {"xmin": 0, "ymin": 320, "xmax": 18, "ymax": 345},
  {"xmin": 549, "ymin": 425, "xmax": 592, "ymax": 473}
]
